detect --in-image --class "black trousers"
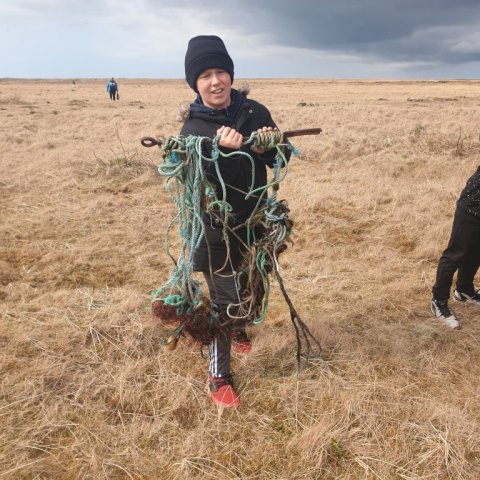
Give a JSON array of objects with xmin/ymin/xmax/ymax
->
[
  {"xmin": 204, "ymin": 272, "xmax": 243, "ymax": 378},
  {"xmin": 432, "ymin": 209, "xmax": 480, "ymax": 301},
  {"xmin": 109, "ymin": 90, "xmax": 116, "ymax": 101}
]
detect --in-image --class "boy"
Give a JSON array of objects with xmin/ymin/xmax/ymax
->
[
  {"xmin": 431, "ymin": 166, "xmax": 480, "ymax": 329},
  {"xmin": 180, "ymin": 35, "xmax": 291, "ymax": 407}
]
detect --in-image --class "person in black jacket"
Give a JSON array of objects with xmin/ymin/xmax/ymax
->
[
  {"xmin": 181, "ymin": 35, "xmax": 291, "ymax": 408},
  {"xmin": 431, "ymin": 166, "xmax": 480, "ymax": 329}
]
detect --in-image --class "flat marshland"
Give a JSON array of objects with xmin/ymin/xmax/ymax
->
[{"xmin": 1, "ymin": 78, "xmax": 480, "ymax": 479}]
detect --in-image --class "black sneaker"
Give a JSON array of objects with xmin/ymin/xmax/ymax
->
[
  {"xmin": 453, "ymin": 289, "xmax": 480, "ymax": 306},
  {"xmin": 431, "ymin": 299, "xmax": 461, "ymax": 329}
]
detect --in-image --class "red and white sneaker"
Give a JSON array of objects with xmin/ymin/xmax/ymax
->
[
  {"xmin": 207, "ymin": 374, "xmax": 240, "ymax": 408},
  {"xmin": 231, "ymin": 329, "xmax": 252, "ymax": 355}
]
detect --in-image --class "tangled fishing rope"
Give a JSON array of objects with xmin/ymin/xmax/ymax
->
[{"xmin": 144, "ymin": 130, "xmax": 322, "ymax": 368}]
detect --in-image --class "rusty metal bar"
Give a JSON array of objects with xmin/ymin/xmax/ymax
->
[
  {"xmin": 141, "ymin": 136, "xmax": 161, "ymax": 147},
  {"xmin": 282, "ymin": 127, "xmax": 322, "ymax": 139},
  {"xmin": 140, "ymin": 127, "xmax": 322, "ymax": 148}
]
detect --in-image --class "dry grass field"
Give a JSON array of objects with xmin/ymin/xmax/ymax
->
[{"xmin": 1, "ymin": 78, "xmax": 480, "ymax": 479}]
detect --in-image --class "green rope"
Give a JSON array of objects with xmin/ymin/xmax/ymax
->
[
  {"xmin": 152, "ymin": 131, "xmax": 322, "ymax": 365},
  {"xmin": 153, "ymin": 132, "xmax": 287, "ymax": 313}
]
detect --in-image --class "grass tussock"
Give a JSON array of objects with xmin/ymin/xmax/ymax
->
[
  {"xmin": 0, "ymin": 93, "xmax": 29, "ymax": 105},
  {"xmin": 1, "ymin": 78, "xmax": 480, "ymax": 479}
]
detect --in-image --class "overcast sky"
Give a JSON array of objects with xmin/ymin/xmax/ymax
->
[{"xmin": 2, "ymin": 0, "xmax": 480, "ymax": 79}]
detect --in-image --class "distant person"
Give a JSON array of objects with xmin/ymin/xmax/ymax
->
[
  {"xmin": 72, "ymin": 80, "xmax": 76, "ymax": 90},
  {"xmin": 106, "ymin": 78, "xmax": 118, "ymax": 101},
  {"xmin": 431, "ymin": 166, "xmax": 480, "ymax": 329}
]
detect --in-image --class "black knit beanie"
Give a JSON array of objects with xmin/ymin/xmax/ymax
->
[{"xmin": 184, "ymin": 35, "xmax": 234, "ymax": 92}]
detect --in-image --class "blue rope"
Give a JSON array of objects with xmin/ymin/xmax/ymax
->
[{"xmin": 153, "ymin": 131, "xmax": 296, "ymax": 325}]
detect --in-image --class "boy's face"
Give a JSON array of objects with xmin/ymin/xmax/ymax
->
[{"xmin": 196, "ymin": 68, "xmax": 232, "ymax": 109}]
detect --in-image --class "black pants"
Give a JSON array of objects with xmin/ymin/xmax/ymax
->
[
  {"xmin": 109, "ymin": 90, "xmax": 117, "ymax": 101},
  {"xmin": 204, "ymin": 272, "xmax": 243, "ymax": 378},
  {"xmin": 432, "ymin": 209, "xmax": 480, "ymax": 301}
]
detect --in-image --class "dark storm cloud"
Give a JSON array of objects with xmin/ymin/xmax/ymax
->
[
  {"xmin": 147, "ymin": 0, "xmax": 480, "ymax": 66},
  {"xmin": 5, "ymin": 0, "xmax": 480, "ymax": 77}
]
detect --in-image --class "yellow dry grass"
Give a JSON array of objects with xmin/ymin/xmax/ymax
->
[{"xmin": 1, "ymin": 78, "xmax": 480, "ymax": 479}]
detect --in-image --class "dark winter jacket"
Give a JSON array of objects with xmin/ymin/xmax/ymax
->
[
  {"xmin": 456, "ymin": 166, "xmax": 480, "ymax": 220},
  {"xmin": 180, "ymin": 88, "xmax": 291, "ymax": 273}
]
